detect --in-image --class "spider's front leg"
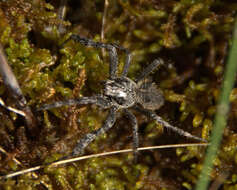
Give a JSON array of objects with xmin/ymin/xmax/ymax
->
[
  {"xmin": 68, "ymin": 35, "xmax": 132, "ymax": 78},
  {"xmin": 69, "ymin": 35, "xmax": 118, "ymax": 79},
  {"xmin": 110, "ymin": 43, "xmax": 132, "ymax": 77}
]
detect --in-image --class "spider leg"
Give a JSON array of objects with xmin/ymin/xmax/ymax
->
[
  {"xmin": 134, "ymin": 106, "xmax": 207, "ymax": 142},
  {"xmin": 37, "ymin": 95, "xmax": 111, "ymax": 111},
  {"xmin": 68, "ymin": 106, "xmax": 118, "ymax": 157},
  {"xmin": 124, "ymin": 109, "xmax": 139, "ymax": 162},
  {"xmin": 110, "ymin": 43, "xmax": 132, "ymax": 77},
  {"xmin": 135, "ymin": 58, "xmax": 164, "ymax": 83},
  {"xmin": 69, "ymin": 35, "xmax": 118, "ymax": 79}
]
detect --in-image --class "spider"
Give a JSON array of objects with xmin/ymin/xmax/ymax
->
[{"xmin": 38, "ymin": 35, "xmax": 205, "ymax": 161}]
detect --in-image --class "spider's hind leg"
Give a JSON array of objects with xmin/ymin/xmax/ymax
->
[
  {"xmin": 135, "ymin": 106, "xmax": 207, "ymax": 142},
  {"xmin": 68, "ymin": 106, "xmax": 118, "ymax": 158}
]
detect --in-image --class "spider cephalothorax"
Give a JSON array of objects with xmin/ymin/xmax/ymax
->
[
  {"xmin": 104, "ymin": 77, "xmax": 137, "ymax": 108},
  {"xmin": 39, "ymin": 35, "xmax": 205, "ymax": 161}
]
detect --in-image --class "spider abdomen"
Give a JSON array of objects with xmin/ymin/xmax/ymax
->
[{"xmin": 136, "ymin": 81, "xmax": 164, "ymax": 110}]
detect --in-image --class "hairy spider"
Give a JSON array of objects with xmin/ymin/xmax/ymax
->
[{"xmin": 38, "ymin": 35, "xmax": 204, "ymax": 161}]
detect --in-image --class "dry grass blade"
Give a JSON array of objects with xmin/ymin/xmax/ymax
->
[
  {"xmin": 0, "ymin": 146, "xmax": 22, "ymax": 166},
  {"xmin": 0, "ymin": 143, "xmax": 209, "ymax": 180},
  {"xmin": 0, "ymin": 97, "xmax": 26, "ymax": 116},
  {"xmin": 101, "ymin": 0, "xmax": 109, "ymax": 58}
]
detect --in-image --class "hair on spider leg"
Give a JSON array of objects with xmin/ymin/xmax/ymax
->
[{"xmin": 38, "ymin": 35, "xmax": 207, "ymax": 162}]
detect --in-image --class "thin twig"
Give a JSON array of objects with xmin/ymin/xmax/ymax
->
[
  {"xmin": 101, "ymin": 0, "xmax": 109, "ymax": 58},
  {"xmin": 0, "ymin": 43, "xmax": 36, "ymax": 132},
  {"xmin": 0, "ymin": 143, "xmax": 209, "ymax": 180}
]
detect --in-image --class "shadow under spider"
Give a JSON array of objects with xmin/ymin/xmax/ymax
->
[{"xmin": 38, "ymin": 35, "xmax": 206, "ymax": 162}]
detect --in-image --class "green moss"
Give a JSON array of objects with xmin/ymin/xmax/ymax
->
[
  {"xmin": 0, "ymin": 0, "xmax": 237, "ymax": 189},
  {"xmin": 192, "ymin": 113, "xmax": 204, "ymax": 128},
  {"xmin": 54, "ymin": 51, "xmax": 85, "ymax": 85}
]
